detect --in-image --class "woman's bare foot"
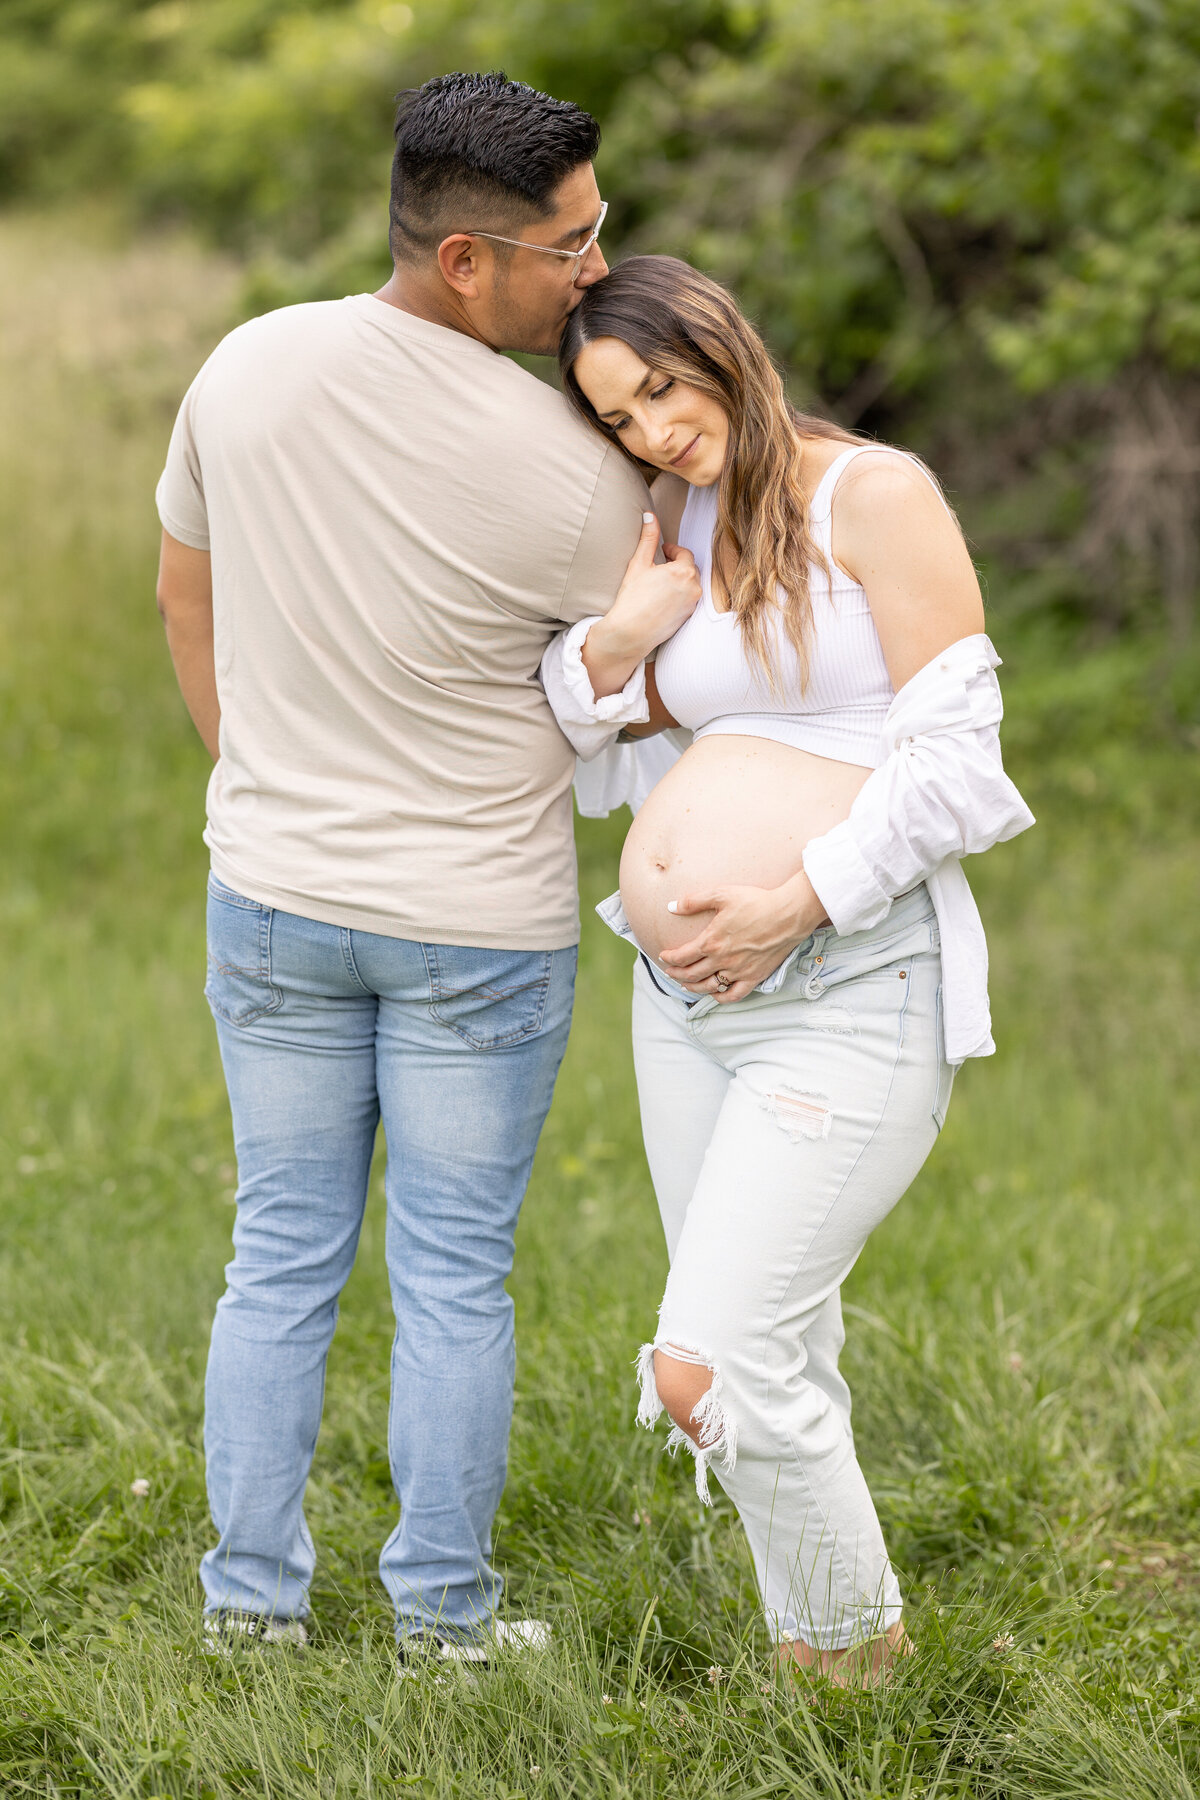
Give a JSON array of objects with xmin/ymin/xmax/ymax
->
[{"xmin": 777, "ymin": 1620, "xmax": 913, "ymax": 1689}]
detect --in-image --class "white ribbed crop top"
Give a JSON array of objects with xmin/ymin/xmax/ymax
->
[{"xmin": 653, "ymin": 444, "xmax": 926, "ymax": 770}]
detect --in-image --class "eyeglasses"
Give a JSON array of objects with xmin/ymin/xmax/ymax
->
[{"xmin": 467, "ymin": 200, "xmax": 608, "ymax": 270}]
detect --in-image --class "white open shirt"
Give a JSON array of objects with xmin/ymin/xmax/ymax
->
[{"xmin": 540, "ymin": 627, "xmax": 1035, "ymax": 1063}]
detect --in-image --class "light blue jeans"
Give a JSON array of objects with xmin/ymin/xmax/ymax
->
[{"xmin": 200, "ymin": 873, "xmax": 576, "ymax": 1639}]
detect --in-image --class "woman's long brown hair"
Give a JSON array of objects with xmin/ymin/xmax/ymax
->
[{"xmin": 560, "ymin": 256, "xmax": 861, "ymax": 687}]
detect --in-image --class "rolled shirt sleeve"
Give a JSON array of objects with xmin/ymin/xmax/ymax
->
[
  {"xmin": 539, "ymin": 617, "xmax": 649, "ymax": 760},
  {"xmin": 802, "ymin": 635, "xmax": 1035, "ymax": 936}
]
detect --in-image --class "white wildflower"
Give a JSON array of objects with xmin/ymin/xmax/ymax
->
[
  {"xmin": 130, "ymin": 1477, "xmax": 151, "ymax": 1499},
  {"xmin": 707, "ymin": 1665, "xmax": 724, "ymax": 1687},
  {"xmin": 992, "ymin": 1632, "xmax": 1015, "ymax": 1651}
]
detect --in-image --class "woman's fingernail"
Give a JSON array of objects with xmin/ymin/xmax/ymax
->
[
  {"xmin": 666, "ymin": 901, "xmax": 677, "ymax": 913},
  {"xmin": 643, "ymin": 511, "xmax": 656, "ymax": 523}
]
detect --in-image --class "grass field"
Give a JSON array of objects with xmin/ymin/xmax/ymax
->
[{"xmin": 2, "ymin": 211, "xmax": 1199, "ymax": 1798}]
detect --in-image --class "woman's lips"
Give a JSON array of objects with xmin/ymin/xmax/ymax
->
[{"xmin": 670, "ymin": 435, "xmax": 700, "ymax": 469}]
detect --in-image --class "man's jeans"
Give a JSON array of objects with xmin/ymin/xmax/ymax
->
[{"xmin": 199, "ymin": 873, "xmax": 576, "ymax": 1637}]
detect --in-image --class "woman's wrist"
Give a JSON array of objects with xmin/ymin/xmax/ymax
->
[
  {"xmin": 581, "ymin": 612, "xmax": 652, "ymax": 698},
  {"xmin": 779, "ymin": 867, "xmax": 828, "ymax": 944}
]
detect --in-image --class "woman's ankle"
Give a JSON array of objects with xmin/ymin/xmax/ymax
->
[{"xmin": 777, "ymin": 1619, "xmax": 912, "ymax": 1688}]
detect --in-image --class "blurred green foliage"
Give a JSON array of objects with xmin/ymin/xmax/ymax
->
[
  {"xmin": 2, "ymin": 214, "xmax": 1200, "ymax": 1791},
  {"xmin": 2, "ymin": 0, "xmax": 1199, "ymax": 641}
]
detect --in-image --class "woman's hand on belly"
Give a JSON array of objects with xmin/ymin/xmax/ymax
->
[{"xmin": 658, "ymin": 869, "xmax": 829, "ymax": 1002}]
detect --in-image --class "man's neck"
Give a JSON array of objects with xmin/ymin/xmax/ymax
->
[{"xmin": 373, "ymin": 269, "xmax": 493, "ymax": 349}]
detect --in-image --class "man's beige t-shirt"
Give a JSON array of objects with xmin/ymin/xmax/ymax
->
[{"xmin": 157, "ymin": 294, "xmax": 647, "ymax": 949}]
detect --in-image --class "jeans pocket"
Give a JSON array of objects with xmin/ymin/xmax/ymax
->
[
  {"xmin": 931, "ymin": 984, "xmax": 955, "ymax": 1131},
  {"xmin": 424, "ymin": 945, "xmax": 553, "ymax": 1051},
  {"xmin": 805, "ymin": 912, "xmax": 938, "ymax": 998},
  {"xmin": 205, "ymin": 877, "xmax": 284, "ymax": 1028}
]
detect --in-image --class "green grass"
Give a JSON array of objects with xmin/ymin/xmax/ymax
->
[{"xmin": 2, "ymin": 209, "xmax": 1200, "ymax": 1797}]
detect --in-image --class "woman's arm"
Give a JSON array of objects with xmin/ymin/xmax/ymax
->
[
  {"xmin": 798, "ymin": 637, "xmax": 1033, "ymax": 938},
  {"xmin": 799, "ymin": 456, "xmax": 1029, "ymax": 934},
  {"xmin": 616, "ymin": 663, "xmax": 679, "ymax": 739},
  {"xmin": 659, "ymin": 459, "xmax": 1031, "ymax": 997},
  {"xmin": 831, "ymin": 451, "xmax": 984, "ymax": 688}
]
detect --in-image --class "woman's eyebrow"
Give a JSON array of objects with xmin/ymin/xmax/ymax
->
[{"xmin": 597, "ymin": 372, "xmax": 653, "ymax": 419}]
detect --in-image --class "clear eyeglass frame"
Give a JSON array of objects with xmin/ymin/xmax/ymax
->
[{"xmin": 466, "ymin": 200, "xmax": 608, "ymax": 270}]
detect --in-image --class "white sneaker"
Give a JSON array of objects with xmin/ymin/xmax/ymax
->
[
  {"xmin": 204, "ymin": 1611, "xmax": 309, "ymax": 1652},
  {"xmin": 493, "ymin": 1618, "xmax": 551, "ymax": 1651},
  {"xmin": 397, "ymin": 1618, "xmax": 550, "ymax": 1668}
]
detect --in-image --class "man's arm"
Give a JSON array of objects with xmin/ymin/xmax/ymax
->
[{"xmin": 156, "ymin": 529, "xmax": 219, "ymax": 759}]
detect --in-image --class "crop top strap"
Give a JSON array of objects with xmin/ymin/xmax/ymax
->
[
  {"xmin": 807, "ymin": 443, "xmax": 950, "ymax": 559},
  {"xmin": 808, "ymin": 445, "xmax": 876, "ymax": 527}
]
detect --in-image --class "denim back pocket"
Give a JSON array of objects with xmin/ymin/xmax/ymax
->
[
  {"xmin": 424, "ymin": 945, "xmax": 553, "ymax": 1051},
  {"xmin": 205, "ymin": 875, "xmax": 284, "ymax": 1028}
]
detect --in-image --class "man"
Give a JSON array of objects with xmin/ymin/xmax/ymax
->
[{"xmin": 155, "ymin": 70, "xmax": 697, "ymax": 1660}]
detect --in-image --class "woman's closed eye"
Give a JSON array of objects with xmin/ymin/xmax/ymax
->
[{"xmin": 609, "ymin": 378, "xmax": 676, "ymax": 434}]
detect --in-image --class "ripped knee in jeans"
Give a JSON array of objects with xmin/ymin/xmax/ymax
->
[{"xmin": 634, "ymin": 1339, "xmax": 738, "ymax": 1504}]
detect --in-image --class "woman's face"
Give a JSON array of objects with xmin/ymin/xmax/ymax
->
[{"xmin": 572, "ymin": 336, "xmax": 730, "ymax": 486}]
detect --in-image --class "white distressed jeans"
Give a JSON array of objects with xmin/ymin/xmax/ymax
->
[{"xmin": 630, "ymin": 883, "xmax": 953, "ymax": 1649}]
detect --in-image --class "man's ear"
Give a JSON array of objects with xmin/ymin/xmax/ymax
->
[{"xmin": 437, "ymin": 233, "xmax": 485, "ymax": 299}]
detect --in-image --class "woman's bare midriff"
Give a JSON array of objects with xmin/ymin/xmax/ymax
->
[{"xmin": 619, "ymin": 734, "xmax": 872, "ymax": 969}]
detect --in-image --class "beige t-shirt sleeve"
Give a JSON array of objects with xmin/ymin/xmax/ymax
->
[
  {"xmin": 557, "ymin": 441, "xmax": 649, "ymax": 625},
  {"xmin": 155, "ymin": 376, "xmax": 211, "ymax": 551}
]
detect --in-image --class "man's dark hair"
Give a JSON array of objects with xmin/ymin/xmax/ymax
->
[{"xmin": 390, "ymin": 71, "xmax": 600, "ymax": 264}]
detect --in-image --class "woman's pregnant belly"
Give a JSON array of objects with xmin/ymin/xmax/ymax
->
[{"xmin": 619, "ymin": 734, "xmax": 872, "ymax": 969}]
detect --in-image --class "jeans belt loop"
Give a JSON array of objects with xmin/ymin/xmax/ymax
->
[{"xmin": 802, "ymin": 929, "xmax": 829, "ymax": 999}]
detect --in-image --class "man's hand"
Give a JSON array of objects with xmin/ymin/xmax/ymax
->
[
  {"xmin": 658, "ymin": 869, "xmax": 829, "ymax": 1002},
  {"xmin": 582, "ymin": 512, "xmax": 701, "ymax": 698},
  {"xmin": 157, "ymin": 530, "xmax": 219, "ymax": 758}
]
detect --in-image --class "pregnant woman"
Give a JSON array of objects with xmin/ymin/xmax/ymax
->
[{"xmin": 542, "ymin": 256, "xmax": 1034, "ymax": 1683}]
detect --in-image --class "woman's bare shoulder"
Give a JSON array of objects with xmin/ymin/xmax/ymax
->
[
  {"xmin": 832, "ymin": 445, "xmax": 945, "ymax": 509},
  {"xmin": 650, "ymin": 472, "xmax": 689, "ymax": 541},
  {"xmin": 797, "ymin": 434, "xmax": 857, "ymax": 496}
]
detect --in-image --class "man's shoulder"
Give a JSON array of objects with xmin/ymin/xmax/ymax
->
[
  {"xmin": 494, "ymin": 361, "xmax": 646, "ymax": 506},
  {"xmin": 205, "ymin": 298, "xmax": 351, "ymax": 363},
  {"xmin": 181, "ymin": 301, "xmax": 360, "ymax": 426},
  {"xmin": 495, "ymin": 358, "xmax": 586, "ymax": 434},
  {"xmin": 497, "ymin": 360, "xmax": 604, "ymax": 449}
]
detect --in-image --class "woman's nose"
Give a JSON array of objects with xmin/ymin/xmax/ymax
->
[{"xmin": 649, "ymin": 423, "xmax": 676, "ymax": 461}]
